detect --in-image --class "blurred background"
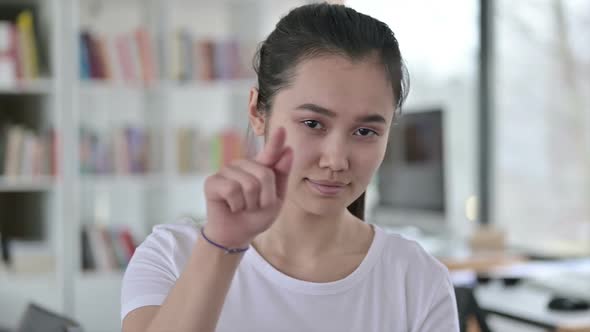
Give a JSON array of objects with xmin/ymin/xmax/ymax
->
[{"xmin": 0, "ymin": 0, "xmax": 588, "ymax": 331}]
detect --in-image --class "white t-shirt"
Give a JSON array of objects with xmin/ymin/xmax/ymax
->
[{"xmin": 121, "ymin": 219, "xmax": 459, "ymax": 331}]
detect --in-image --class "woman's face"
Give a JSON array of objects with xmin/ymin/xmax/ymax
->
[{"xmin": 252, "ymin": 54, "xmax": 396, "ymax": 217}]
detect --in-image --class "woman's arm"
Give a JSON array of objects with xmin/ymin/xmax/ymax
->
[
  {"xmin": 123, "ymin": 127, "xmax": 293, "ymax": 332},
  {"xmin": 122, "ymin": 237, "xmax": 244, "ymax": 332}
]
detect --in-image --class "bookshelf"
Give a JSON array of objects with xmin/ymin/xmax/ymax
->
[
  {"xmin": 0, "ymin": 175, "xmax": 54, "ymax": 191},
  {"xmin": 0, "ymin": 0, "xmax": 62, "ymax": 329},
  {"xmin": 0, "ymin": 78, "xmax": 53, "ymax": 94},
  {"xmin": 0, "ymin": 0, "xmax": 311, "ymax": 331}
]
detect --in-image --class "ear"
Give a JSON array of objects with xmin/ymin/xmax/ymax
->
[{"xmin": 248, "ymin": 87, "xmax": 266, "ymax": 136}]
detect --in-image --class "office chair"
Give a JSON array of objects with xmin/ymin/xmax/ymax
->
[
  {"xmin": 17, "ymin": 303, "xmax": 82, "ymax": 332},
  {"xmin": 455, "ymin": 286, "xmax": 492, "ymax": 332}
]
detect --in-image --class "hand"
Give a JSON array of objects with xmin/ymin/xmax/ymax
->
[{"xmin": 203, "ymin": 127, "xmax": 293, "ymax": 248}]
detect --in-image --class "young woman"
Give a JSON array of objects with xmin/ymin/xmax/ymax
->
[{"xmin": 121, "ymin": 3, "xmax": 459, "ymax": 332}]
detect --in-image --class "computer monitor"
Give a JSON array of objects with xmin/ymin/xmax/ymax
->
[{"xmin": 374, "ymin": 107, "xmax": 446, "ymax": 232}]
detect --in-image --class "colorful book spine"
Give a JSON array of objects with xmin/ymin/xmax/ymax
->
[
  {"xmin": 16, "ymin": 10, "xmax": 39, "ymax": 80},
  {"xmin": 135, "ymin": 28, "xmax": 156, "ymax": 84},
  {"xmin": 115, "ymin": 34, "xmax": 135, "ymax": 82},
  {"xmin": 0, "ymin": 125, "xmax": 57, "ymax": 177},
  {"xmin": 81, "ymin": 224, "xmax": 138, "ymax": 272},
  {"xmin": 0, "ymin": 22, "xmax": 16, "ymax": 85},
  {"xmin": 79, "ymin": 32, "xmax": 91, "ymax": 79},
  {"xmin": 80, "ymin": 126, "xmax": 153, "ymax": 175}
]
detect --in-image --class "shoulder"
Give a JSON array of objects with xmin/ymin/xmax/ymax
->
[
  {"xmin": 377, "ymin": 225, "xmax": 448, "ymax": 278},
  {"xmin": 143, "ymin": 218, "xmax": 202, "ymax": 250},
  {"xmin": 374, "ymin": 224, "xmax": 453, "ymax": 300},
  {"xmin": 120, "ymin": 218, "xmax": 202, "ymax": 320},
  {"xmin": 128, "ymin": 218, "xmax": 201, "ymax": 278},
  {"xmin": 374, "ymin": 225, "xmax": 458, "ymax": 328}
]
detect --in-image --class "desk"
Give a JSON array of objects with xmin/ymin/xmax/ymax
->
[
  {"xmin": 378, "ymin": 225, "xmax": 527, "ymax": 273},
  {"xmin": 439, "ymin": 250, "xmax": 527, "ymax": 273},
  {"xmin": 476, "ymin": 282, "xmax": 590, "ymax": 332}
]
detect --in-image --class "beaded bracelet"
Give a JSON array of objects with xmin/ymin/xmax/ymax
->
[{"xmin": 200, "ymin": 226, "xmax": 249, "ymax": 254}]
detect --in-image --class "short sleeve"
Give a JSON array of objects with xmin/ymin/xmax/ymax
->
[
  {"xmin": 414, "ymin": 270, "xmax": 460, "ymax": 332},
  {"xmin": 120, "ymin": 225, "xmax": 180, "ymax": 322}
]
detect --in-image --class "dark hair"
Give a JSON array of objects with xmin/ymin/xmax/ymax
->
[{"xmin": 252, "ymin": 2, "xmax": 409, "ymax": 220}]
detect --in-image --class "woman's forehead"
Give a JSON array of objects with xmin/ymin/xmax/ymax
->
[{"xmin": 276, "ymin": 55, "xmax": 395, "ymax": 118}]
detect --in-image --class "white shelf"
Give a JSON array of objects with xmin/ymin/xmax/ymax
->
[
  {"xmin": 166, "ymin": 78, "xmax": 255, "ymax": 91},
  {"xmin": 80, "ymin": 174, "xmax": 164, "ymax": 187},
  {"xmin": 172, "ymin": 173, "xmax": 210, "ymax": 182},
  {"xmin": 77, "ymin": 270, "xmax": 125, "ymax": 280},
  {"xmin": 0, "ymin": 176, "xmax": 56, "ymax": 192},
  {"xmin": 0, "ymin": 79, "xmax": 54, "ymax": 95},
  {"xmin": 78, "ymin": 79, "xmax": 255, "ymax": 95},
  {"xmin": 78, "ymin": 80, "xmax": 161, "ymax": 94},
  {"xmin": 79, "ymin": 173, "xmax": 211, "ymax": 186}
]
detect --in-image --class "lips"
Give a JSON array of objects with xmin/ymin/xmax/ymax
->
[{"xmin": 305, "ymin": 178, "xmax": 348, "ymax": 196}]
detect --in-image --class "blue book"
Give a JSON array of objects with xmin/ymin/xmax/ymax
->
[{"xmin": 79, "ymin": 32, "xmax": 91, "ymax": 79}]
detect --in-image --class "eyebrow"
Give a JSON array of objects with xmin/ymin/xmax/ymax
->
[{"xmin": 295, "ymin": 103, "xmax": 386, "ymax": 124}]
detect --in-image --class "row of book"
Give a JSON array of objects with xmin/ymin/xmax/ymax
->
[
  {"xmin": 0, "ymin": 124, "xmax": 58, "ymax": 177},
  {"xmin": 0, "ymin": 10, "xmax": 42, "ymax": 85},
  {"xmin": 176, "ymin": 127, "xmax": 246, "ymax": 174},
  {"xmin": 79, "ymin": 28, "xmax": 256, "ymax": 85},
  {"xmin": 80, "ymin": 126, "xmax": 155, "ymax": 175},
  {"xmin": 171, "ymin": 29, "xmax": 256, "ymax": 82},
  {"xmin": 80, "ymin": 28, "xmax": 156, "ymax": 84},
  {"xmin": 81, "ymin": 224, "xmax": 137, "ymax": 271},
  {"xmin": 80, "ymin": 125, "xmax": 247, "ymax": 175}
]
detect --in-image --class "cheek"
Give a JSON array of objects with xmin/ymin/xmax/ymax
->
[{"xmin": 351, "ymin": 142, "xmax": 386, "ymax": 179}]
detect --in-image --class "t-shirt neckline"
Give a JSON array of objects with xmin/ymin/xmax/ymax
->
[{"xmin": 244, "ymin": 223, "xmax": 386, "ymax": 295}]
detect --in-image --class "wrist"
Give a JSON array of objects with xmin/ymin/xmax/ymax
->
[{"xmin": 200, "ymin": 224, "xmax": 252, "ymax": 252}]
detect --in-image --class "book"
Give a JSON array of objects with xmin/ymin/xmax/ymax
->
[
  {"xmin": 20, "ymin": 129, "xmax": 35, "ymax": 176},
  {"xmin": 135, "ymin": 28, "xmax": 156, "ymax": 84},
  {"xmin": 0, "ymin": 124, "xmax": 56, "ymax": 177},
  {"xmin": 179, "ymin": 29, "xmax": 193, "ymax": 81},
  {"xmin": 197, "ymin": 39, "xmax": 215, "ymax": 81},
  {"xmin": 49, "ymin": 128, "xmax": 59, "ymax": 176},
  {"xmin": 80, "ymin": 31, "xmax": 99, "ymax": 79},
  {"xmin": 4, "ymin": 125, "xmax": 24, "ymax": 177},
  {"xmin": 0, "ymin": 125, "xmax": 6, "ymax": 174},
  {"xmin": 80, "ymin": 126, "xmax": 153, "ymax": 175},
  {"xmin": 108, "ymin": 228, "xmax": 128, "ymax": 268},
  {"xmin": 119, "ymin": 228, "xmax": 136, "ymax": 260},
  {"xmin": 81, "ymin": 224, "xmax": 138, "ymax": 271},
  {"xmin": 95, "ymin": 36, "xmax": 112, "ymax": 80},
  {"xmin": 0, "ymin": 21, "xmax": 16, "ymax": 86},
  {"xmin": 0, "ymin": 6, "xmax": 46, "ymax": 81},
  {"xmin": 84, "ymin": 224, "xmax": 113, "ymax": 271},
  {"xmin": 79, "ymin": 32, "xmax": 91, "ymax": 79},
  {"xmin": 81, "ymin": 226, "xmax": 96, "ymax": 270},
  {"xmin": 16, "ymin": 10, "xmax": 39, "ymax": 80},
  {"xmin": 115, "ymin": 34, "xmax": 134, "ymax": 82}
]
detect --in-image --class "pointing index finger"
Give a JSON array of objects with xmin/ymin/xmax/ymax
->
[{"xmin": 255, "ymin": 127, "xmax": 287, "ymax": 167}]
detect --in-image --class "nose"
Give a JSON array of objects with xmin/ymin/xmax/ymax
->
[{"xmin": 318, "ymin": 135, "xmax": 350, "ymax": 172}]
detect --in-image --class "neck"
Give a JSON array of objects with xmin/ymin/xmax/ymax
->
[{"xmin": 253, "ymin": 198, "xmax": 360, "ymax": 261}]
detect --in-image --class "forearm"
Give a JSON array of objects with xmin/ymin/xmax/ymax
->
[{"xmin": 146, "ymin": 238, "xmax": 243, "ymax": 332}]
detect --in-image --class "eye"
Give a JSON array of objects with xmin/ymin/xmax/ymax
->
[
  {"xmin": 302, "ymin": 120, "xmax": 324, "ymax": 130},
  {"xmin": 354, "ymin": 128, "xmax": 378, "ymax": 137}
]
